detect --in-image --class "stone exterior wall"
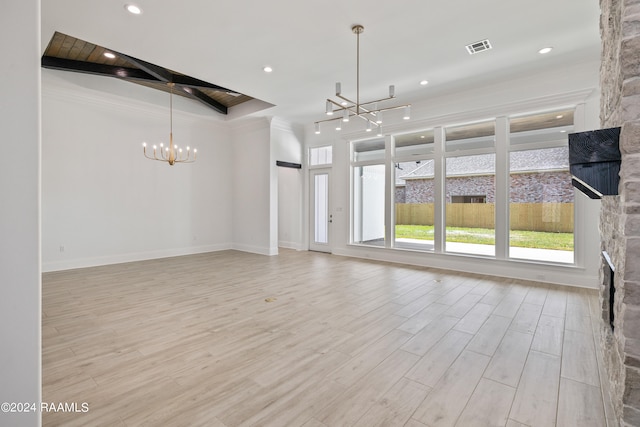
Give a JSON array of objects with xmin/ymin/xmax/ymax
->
[
  {"xmin": 401, "ymin": 171, "xmax": 573, "ymax": 204},
  {"xmin": 406, "ymin": 179, "xmax": 436, "ymax": 203},
  {"xmin": 445, "ymin": 176, "xmax": 495, "ymax": 203},
  {"xmin": 510, "ymin": 171, "xmax": 574, "ymax": 203},
  {"xmin": 600, "ymin": 0, "xmax": 640, "ymax": 425}
]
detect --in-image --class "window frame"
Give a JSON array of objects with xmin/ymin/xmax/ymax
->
[{"xmin": 349, "ymin": 107, "xmax": 582, "ymax": 267}]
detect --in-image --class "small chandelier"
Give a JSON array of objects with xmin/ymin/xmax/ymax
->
[
  {"xmin": 314, "ymin": 25, "xmax": 410, "ymax": 135},
  {"xmin": 143, "ymin": 82, "xmax": 197, "ymax": 165}
]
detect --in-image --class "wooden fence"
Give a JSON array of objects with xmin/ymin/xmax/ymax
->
[{"xmin": 395, "ymin": 203, "xmax": 573, "ymax": 233}]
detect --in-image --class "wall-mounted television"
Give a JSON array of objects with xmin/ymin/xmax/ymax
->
[{"xmin": 568, "ymin": 127, "xmax": 621, "ymax": 199}]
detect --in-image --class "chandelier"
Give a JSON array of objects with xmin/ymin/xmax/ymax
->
[
  {"xmin": 314, "ymin": 25, "xmax": 410, "ymax": 135},
  {"xmin": 142, "ymin": 82, "xmax": 197, "ymax": 165}
]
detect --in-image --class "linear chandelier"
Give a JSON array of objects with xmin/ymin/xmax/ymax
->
[
  {"xmin": 143, "ymin": 82, "xmax": 197, "ymax": 165},
  {"xmin": 314, "ymin": 25, "xmax": 410, "ymax": 135}
]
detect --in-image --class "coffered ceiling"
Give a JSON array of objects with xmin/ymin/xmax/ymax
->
[{"xmin": 41, "ymin": 0, "xmax": 601, "ymax": 124}]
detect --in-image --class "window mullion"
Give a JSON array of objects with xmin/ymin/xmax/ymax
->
[
  {"xmin": 495, "ymin": 116, "xmax": 509, "ymax": 260},
  {"xmin": 385, "ymin": 135, "xmax": 395, "ymax": 248},
  {"xmin": 433, "ymin": 127, "xmax": 445, "ymax": 253}
]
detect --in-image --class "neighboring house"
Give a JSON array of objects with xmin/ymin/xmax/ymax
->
[{"xmin": 396, "ymin": 147, "xmax": 574, "ymax": 203}]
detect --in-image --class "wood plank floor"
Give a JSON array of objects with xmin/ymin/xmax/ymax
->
[{"xmin": 42, "ymin": 250, "xmax": 616, "ymax": 426}]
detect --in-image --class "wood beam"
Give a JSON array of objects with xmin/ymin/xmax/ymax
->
[
  {"xmin": 114, "ymin": 53, "xmax": 173, "ymax": 82},
  {"xmin": 177, "ymin": 86, "xmax": 228, "ymax": 115},
  {"xmin": 42, "ymin": 56, "xmax": 157, "ymax": 81},
  {"xmin": 42, "ymin": 56, "xmax": 229, "ymax": 115},
  {"xmin": 115, "ymin": 52, "xmax": 237, "ymax": 93}
]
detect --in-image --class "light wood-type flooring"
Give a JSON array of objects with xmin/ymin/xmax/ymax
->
[{"xmin": 42, "ymin": 250, "xmax": 616, "ymax": 426}]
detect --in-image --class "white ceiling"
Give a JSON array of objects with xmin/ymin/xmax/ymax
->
[{"xmin": 41, "ymin": 0, "xmax": 602, "ymax": 125}]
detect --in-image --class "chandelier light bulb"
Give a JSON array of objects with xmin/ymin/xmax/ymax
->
[
  {"xmin": 315, "ymin": 123, "xmax": 321, "ymax": 134},
  {"xmin": 326, "ymin": 101, "xmax": 333, "ymax": 115},
  {"xmin": 336, "ymin": 82, "xmax": 342, "ymax": 96},
  {"xmin": 343, "ymin": 109, "xmax": 349, "ymax": 122},
  {"xmin": 389, "ymin": 85, "xmax": 395, "ymax": 98},
  {"xmin": 366, "ymin": 121, "xmax": 372, "ymax": 132},
  {"xmin": 403, "ymin": 105, "xmax": 411, "ymax": 120},
  {"xmin": 336, "ymin": 122, "xmax": 342, "ymax": 131}
]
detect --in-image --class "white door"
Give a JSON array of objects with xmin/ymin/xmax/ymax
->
[{"xmin": 310, "ymin": 169, "xmax": 332, "ymax": 252}]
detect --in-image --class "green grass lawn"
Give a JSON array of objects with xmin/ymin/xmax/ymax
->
[{"xmin": 395, "ymin": 225, "xmax": 574, "ymax": 251}]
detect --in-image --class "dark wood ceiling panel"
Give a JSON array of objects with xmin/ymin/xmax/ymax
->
[{"xmin": 42, "ymin": 32, "xmax": 254, "ymax": 115}]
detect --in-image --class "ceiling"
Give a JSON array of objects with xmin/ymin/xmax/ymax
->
[
  {"xmin": 41, "ymin": 0, "xmax": 601, "ymax": 125},
  {"xmin": 41, "ymin": 32, "xmax": 256, "ymax": 114}
]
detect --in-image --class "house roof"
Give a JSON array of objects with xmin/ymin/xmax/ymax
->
[{"xmin": 399, "ymin": 147, "xmax": 569, "ymax": 181}]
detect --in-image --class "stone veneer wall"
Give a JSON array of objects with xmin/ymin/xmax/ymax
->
[
  {"xmin": 401, "ymin": 172, "xmax": 573, "ymax": 204},
  {"xmin": 600, "ymin": 0, "xmax": 640, "ymax": 425}
]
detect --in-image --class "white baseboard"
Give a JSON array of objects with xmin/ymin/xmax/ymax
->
[
  {"xmin": 332, "ymin": 246, "xmax": 598, "ymax": 289},
  {"xmin": 42, "ymin": 243, "xmax": 233, "ymax": 272},
  {"xmin": 231, "ymin": 243, "xmax": 278, "ymax": 256},
  {"xmin": 278, "ymin": 240, "xmax": 304, "ymax": 250}
]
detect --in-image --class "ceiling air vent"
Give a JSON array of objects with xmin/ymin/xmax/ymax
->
[{"xmin": 465, "ymin": 39, "xmax": 492, "ymax": 55}]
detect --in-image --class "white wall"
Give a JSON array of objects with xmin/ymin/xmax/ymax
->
[
  {"xmin": 41, "ymin": 72, "xmax": 303, "ymax": 269},
  {"xmin": 304, "ymin": 60, "xmax": 604, "ymax": 288},
  {"xmin": 231, "ymin": 117, "xmax": 275, "ymax": 255},
  {"xmin": 41, "ymin": 71, "xmax": 234, "ymax": 271},
  {"xmin": 0, "ymin": 1, "xmax": 41, "ymax": 426},
  {"xmin": 271, "ymin": 118, "xmax": 303, "ymax": 250}
]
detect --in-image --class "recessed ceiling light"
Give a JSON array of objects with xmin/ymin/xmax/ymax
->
[
  {"xmin": 104, "ymin": 52, "xmax": 116, "ymax": 59},
  {"xmin": 538, "ymin": 47, "xmax": 553, "ymax": 54},
  {"xmin": 263, "ymin": 66, "xmax": 273, "ymax": 73},
  {"xmin": 125, "ymin": 4, "xmax": 142, "ymax": 14},
  {"xmin": 560, "ymin": 130, "xmax": 567, "ymax": 133},
  {"xmin": 420, "ymin": 80, "xmax": 429, "ymax": 86}
]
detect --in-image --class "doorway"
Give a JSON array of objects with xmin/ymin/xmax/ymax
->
[{"xmin": 309, "ymin": 168, "xmax": 332, "ymax": 252}]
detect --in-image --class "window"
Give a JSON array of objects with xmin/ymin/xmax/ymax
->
[
  {"xmin": 395, "ymin": 159, "xmax": 435, "ymax": 251},
  {"xmin": 445, "ymin": 153, "xmax": 496, "ymax": 256},
  {"xmin": 353, "ymin": 165, "xmax": 386, "ymax": 246},
  {"xmin": 352, "ymin": 139, "xmax": 385, "ymax": 246},
  {"xmin": 451, "ymin": 195, "xmax": 486, "ymax": 203},
  {"xmin": 445, "ymin": 122, "xmax": 495, "ymax": 256},
  {"xmin": 309, "ymin": 145, "xmax": 333, "ymax": 166},
  {"xmin": 509, "ymin": 110, "xmax": 574, "ymax": 263},
  {"xmin": 392, "ymin": 129, "xmax": 436, "ymax": 251},
  {"xmin": 349, "ymin": 107, "xmax": 578, "ymax": 266}
]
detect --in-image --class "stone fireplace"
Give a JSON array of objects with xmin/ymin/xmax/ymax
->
[{"xmin": 599, "ymin": 0, "xmax": 640, "ymax": 425}]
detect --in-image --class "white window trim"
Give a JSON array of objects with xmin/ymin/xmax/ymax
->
[{"xmin": 349, "ymin": 104, "xmax": 586, "ymax": 268}]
